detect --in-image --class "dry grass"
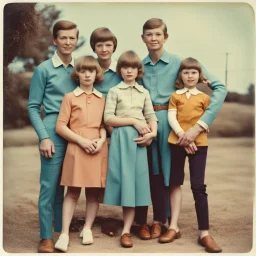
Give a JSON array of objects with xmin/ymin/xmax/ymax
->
[
  {"xmin": 209, "ymin": 103, "xmax": 254, "ymax": 137},
  {"xmin": 3, "ymin": 103, "xmax": 254, "ymax": 148}
]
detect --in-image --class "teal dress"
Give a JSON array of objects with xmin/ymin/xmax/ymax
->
[
  {"xmin": 104, "ymin": 126, "xmax": 152, "ymax": 207},
  {"xmin": 28, "ymin": 53, "xmax": 77, "ymax": 239},
  {"xmin": 103, "ymin": 83, "xmax": 158, "ymax": 207}
]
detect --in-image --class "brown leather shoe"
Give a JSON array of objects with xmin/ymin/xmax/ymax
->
[
  {"xmin": 151, "ymin": 223, "xmax": 162, "ymax": 239},
  {"xmin": 38, "ymin": 239, "xmax": 54, "ymax": 253},
  {"xmin": 120, "ymin": 233, "xmax": 133, "ymax": 248},
  {"xmin": 198, "ymin": 235, "xmax": 222, "ymax": 253},
  {"xmin": 139, "ymin": 224, "xmax": 151, "ymax": 240},
  {"xmin": 158, "ymin": 228, "xmax": 181, "ymax": 243}
]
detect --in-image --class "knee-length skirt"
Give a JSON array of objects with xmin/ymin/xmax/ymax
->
[{"xmin": 104, "ymin": 126, "xmax": 151, "ymax": 207}]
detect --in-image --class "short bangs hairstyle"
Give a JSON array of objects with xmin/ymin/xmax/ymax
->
[
  {"xmin": 143, "ymin": 18, "xmax": 168, "ymax": 36},
  {"xmin": 116, "ymin": 51, "xmax": 144, "ymax": 80},
  {"xmin": 175, "ymin": 57, "xmax": 210, "ymax": 89},
  {"xmin": 70, "ymin": 56, "xmax": 104, "ymax": 83},
  {"xmin": 90, "ymin": 27, "xmax": 117, "ymax": 52},
  {"xmin": 53, "ymin": 20, "xmax": 79, "ymax": 39}
]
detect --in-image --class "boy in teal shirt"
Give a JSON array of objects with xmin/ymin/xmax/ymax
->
[{"xmin": 134, "ymin": 18, "xmax": 226, "ymax": 253}]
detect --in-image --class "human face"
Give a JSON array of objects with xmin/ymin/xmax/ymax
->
[
  {"xmin": 53, "ymin": 28, "xmax": 78, "ymax": 57},
  {"xmin": 94, "ymin": 41, "xmax": 114, "ymax": 61},
  {"xmin": 78, "ymin": 69, "xmax": 97, "ymax": 88},
  {"xmin": 141, "ymin": 27, "xmax": 168, "ymax": 52},
  {"xmin": 181, "ymin": 69, "xmax": 200, "ymax": 88},
  {"xmin": 120, "ymin": 66, "xmax": 138, "ymax": 85}
]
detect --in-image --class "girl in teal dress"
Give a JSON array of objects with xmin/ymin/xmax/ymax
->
[{"xmin": 103, "ymin": 50, "xmax": 158, "ymax": 248}]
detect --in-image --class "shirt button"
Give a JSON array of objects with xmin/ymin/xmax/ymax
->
[{"xmin": 151, "ymin": 88, "xmax": 155, "ymax": 91}]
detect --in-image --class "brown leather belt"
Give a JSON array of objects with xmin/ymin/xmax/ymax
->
[{"xmin": 153, "ymin": 105, "xmax": 168, "ymax": 111}]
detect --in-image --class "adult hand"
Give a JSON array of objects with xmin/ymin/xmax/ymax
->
[
  {"xmin": 39, "ymin": 138, "xmax": 55, "ymax": 158},
  {"xmin": 133, "ymin": 120, "xmax": 151, "ymax": 135},
  {"xmin": 184, "ymin": 142, "xmax": 198, "ymax": 154},
  {"xmin": 134, "ymin": 133, "xmax": 156, "ymax": 147},
  {"xmin": 176, "ymin": 125, "xmax": 202, "ymax": 146},
  {"xmin": 78, "ymin": 138, "xmax": 97, "ymax": 154}
]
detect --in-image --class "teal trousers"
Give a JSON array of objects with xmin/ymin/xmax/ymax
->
[{"xmin": 39, "ymin": 114, "xmax": 67, "ymax": 239}]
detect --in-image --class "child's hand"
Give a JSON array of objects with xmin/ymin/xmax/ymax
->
[
  {"xmin": 78, "ymin": 138, "xmax": 97, "ymax": 154},
  {"xmin": 91, "ymin": 138, "xmax": 105, "ymax": 154},
  {"xmin": 134, "ymin": 132, "xmax": 156, "ymax": 147},
  {"xmin": 184, "ymin": 142, "xmax": 198, "ymax": 154},
  {"xmin": 133, "ymin": 120, "xmax": 151, "ymax": 135},
  {"xmin": 177, "ymin": 125, "xmax": 202, "ymax": 146}
]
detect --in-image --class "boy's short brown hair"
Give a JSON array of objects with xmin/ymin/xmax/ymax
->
[
  {"xmin": 53, "ymin": 20, "xmax": 79, "ymax": 39},
  {"xmin": 116, "ymin": 50, "xmax": 144, "ymax": 80},
  {"xmin": 142, "ymin": 18, "xmax": 168, "ymax": 35},
  {"xmin": 175, "ymin": 57, "xmax": 210, "ymax": 89},
  {"xmin": 90, "ymin": 27, "xmax": 117, "ymax": 52},
  {"xmin": 70, "ymin": 56, "xmax": 103, "ymax": 83}
]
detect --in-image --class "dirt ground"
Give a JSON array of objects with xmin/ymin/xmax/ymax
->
[{"xmin": 2, "ymin": 132, "xmax": 255, "ymax": 254}]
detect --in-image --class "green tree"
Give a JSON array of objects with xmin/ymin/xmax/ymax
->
[
  {"xmin": 247, "ymin": 83, "xmax": 255, "ymax": 105},
  {"xmin": 4, "ymin": 3, "xmax": 86, "ymax": 128}
]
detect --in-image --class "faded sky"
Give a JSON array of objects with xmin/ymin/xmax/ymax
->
[{"xmin": 17, "ymin": 2, "xmax": 256, "ymax": 93}]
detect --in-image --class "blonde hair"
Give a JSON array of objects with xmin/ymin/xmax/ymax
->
[
  {"xmin": 70, "ymin": 56, "xmax": 103, "ymax": 83},
  {"xmin": 116, "ymin": 50, "xmax": 144, "ymax": 80},
  {"xmin": 175, "ymin": 57, "xmax": 211, "ymax": 89}
]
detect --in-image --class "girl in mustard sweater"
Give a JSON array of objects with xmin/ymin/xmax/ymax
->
[{"xmin": 159, "ymin": 57, "xmax": 222, "ymax": 253}]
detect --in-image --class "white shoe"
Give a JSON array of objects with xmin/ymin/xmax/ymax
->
[
  {"xmin": 81, "ymin": 229, "xmax": 93, "ymax": 245},
  {"xmin": 55, "ymin": 233, "xmax": 69, "ymax": 252},
  {"xmin": 79, "ymin": 229, "xmax": 83, "ymax": 238}
]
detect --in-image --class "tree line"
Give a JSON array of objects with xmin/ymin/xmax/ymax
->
[{"xmin": 3, "ymin": 3, "xmax": 254, "ymax": 129}]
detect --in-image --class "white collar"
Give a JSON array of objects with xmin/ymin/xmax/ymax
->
[
  {"xmin": 73, "ymin": 86, "xmax": 102, "ymax": 98},
  {"xmin": 176, "ymin": 87, "xmax": 202, "ymax": 95},
  {"xmin": 52, "ymin": 51, "xmax": 75, "ymax": 68},
  {"xmin": 105, "ymin": 59, "xmax": 117, "ymax": 73},
  {"xmin": 117, "ymin": 81, "xmax": 144, "ymax": 93}
]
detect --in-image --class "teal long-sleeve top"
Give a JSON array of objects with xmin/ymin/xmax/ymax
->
[
  {"xmin": 141, "ymin": 50, "xmax": 227, "ymax": 127},
  {"xmin": 28, "ymin": 54, "xmax": 77, "ymax": 141},
  {"xmin": 94, "ymin": 60, "xmax": 122, "ymax": 98}
]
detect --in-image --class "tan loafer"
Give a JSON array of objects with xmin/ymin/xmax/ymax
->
[
  {"xmin": 139, "ymin": 224, "xmax": 151, "ymax": 240},
  {"xmin": 120, "ymin": 233, "xmax": 133, "ymax": 248},
  {"xmin": 151, "ymin": 223, "xmax": 162, "ymax": 239},
  {"xmin": 38, "ymin": 239, "xmax": 54, "ymax": 253},
  {"xmin": 158, "ymin": 229, "xmax": 181, "ymax": 243},
  {"xmin": 198, "ymin": 235, "xmax": 222, "ymax": 253}
]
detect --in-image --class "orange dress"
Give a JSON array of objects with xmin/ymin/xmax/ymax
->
[{"xmin": 56, "ymin": 87, "xmax": 108, "ymax": 188}]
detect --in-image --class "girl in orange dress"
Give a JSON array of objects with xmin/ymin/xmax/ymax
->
[{"xmin": 54, "ymin": 56, "xmax": 108, "ymax": 252}]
